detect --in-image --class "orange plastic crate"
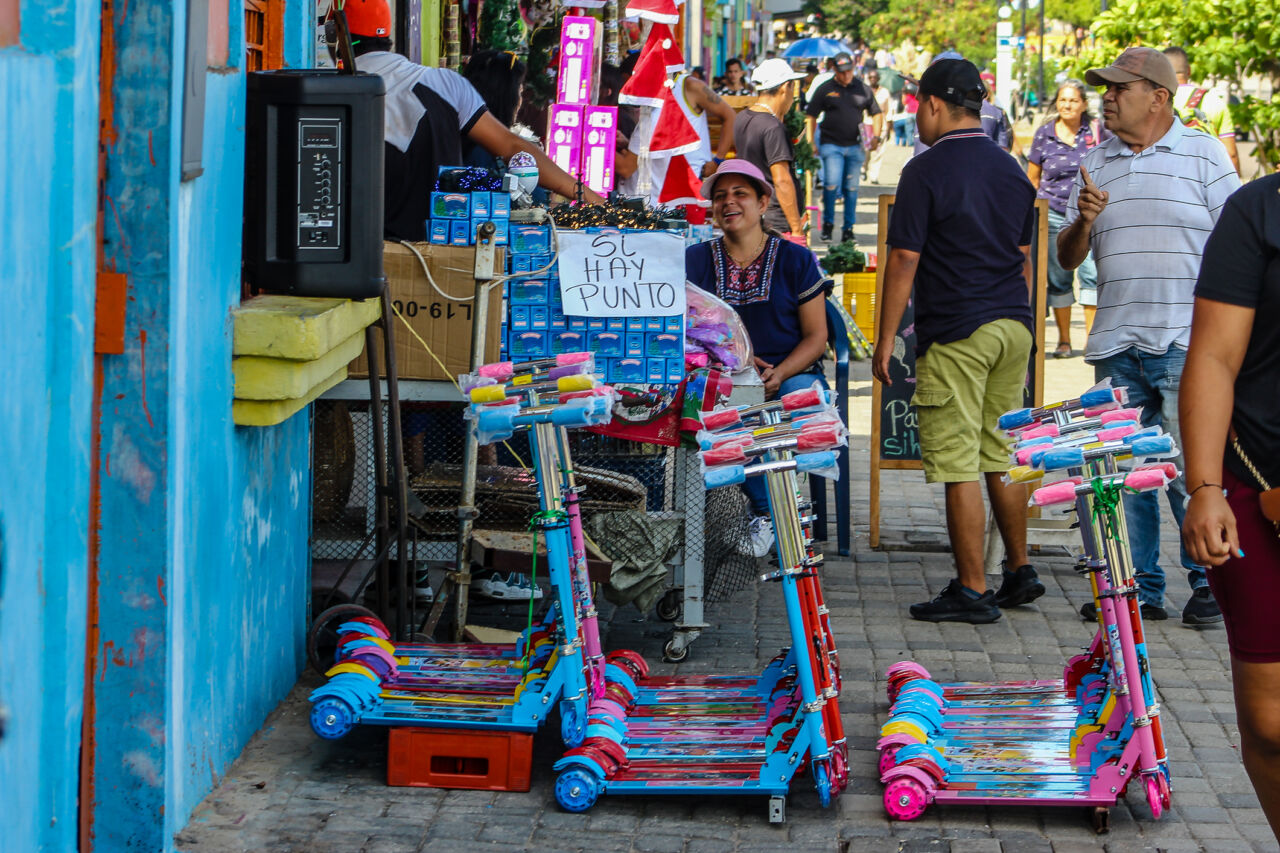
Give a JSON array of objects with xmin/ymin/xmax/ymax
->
[{"xmin": 386, "ymin": 727, "xmax": 534, "ymax": 792}]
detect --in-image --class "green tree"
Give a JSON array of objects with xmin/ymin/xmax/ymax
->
[
  {"xmin": 1067, "ymin": 0, "xmax": 1280, "ymax": 173},
  {"xmin": 1045, "ymin": 0, "xmax": 1102, "ymax": 50},
  {"xmin": 810, "ymin": 0, "xmax": 889, "ymax": 45},
  {"xmin": 865, "ymin": 0, "xmax": 999, "ymax": 67}
]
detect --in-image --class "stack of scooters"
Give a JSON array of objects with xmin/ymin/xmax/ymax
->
[
  {"xmin": 306, "ymin": 359, "xmax": 851, "ymax": 822},
  {"xmin": 877, "ymin": 383, "xmax": 1175, "ymax": 831}
]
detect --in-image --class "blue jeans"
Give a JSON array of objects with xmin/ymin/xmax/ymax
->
[
  {"xmin": 1046, "ymin": 209, "xmax": 1098, "ymax": 309},
  {"xmin": 1092, "ymin": 347, "xmax": 1206, "ymax": 607},
  {"xmin": 819, "ymin": 143, "xmax": 865, "ymax": 233},
  {"xmin": 744, "ymin": 368, "xmax": 829, "ymax": 516}
]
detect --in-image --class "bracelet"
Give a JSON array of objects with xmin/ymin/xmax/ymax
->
[
  {"xmin": 713, "ymin": 157, "xmax": 725, "ymax": 165},
  {"xmin": 1188, "ymin": 482, "xmax": 1224, "ymax": 497}
]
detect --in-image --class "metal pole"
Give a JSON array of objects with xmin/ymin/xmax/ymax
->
[
  {"xmin": 379, "ymin": 292, "xmax": 411, "ymax": 642},
  {"xmin": 451, "ymin": 222, "xmax": 498, "ymax": 640},
  {"xmin": 1038, "ymin": 1, "xmax": 1045, "ymax": 101},
  {"xmin": 1020, "ymin": 2, "xmax": 1027, "ymax": 114}
]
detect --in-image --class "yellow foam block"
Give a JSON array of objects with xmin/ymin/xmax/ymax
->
[
  {"xmin": 232, "ymin": 294, "xmax": 380, "ymax": 361},
  {"xmin": 233, "ymin": 367, "xmax": 346, "ymax": 427},
  {"xmin": 233, "ymin": 330, "xmax": 366, "ymax": 400}
]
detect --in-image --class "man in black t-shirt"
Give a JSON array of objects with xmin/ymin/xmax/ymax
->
[
  {"xmin": 872, "ymin": 59, "xmax": 1041, "ymax": 625},
  {"xmin": 804, "ymin": 52, "xmax": 882, "ymax": 243},
  {"xmin": 732, "ymin": 58, "xmax": 807, "ymax": 240}
]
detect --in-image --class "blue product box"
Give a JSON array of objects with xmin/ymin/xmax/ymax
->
[
  {"xmin": 567, "ymin": 315, "xmax": 588, "ymax": 331},
  {"xmin": 510, "ymin": 224, "xmax": 551, "ymax": 254},
  {"xmin": 512, "ymin": 255, "xmax": 532, "ymax": 273},
  {"xmin": 492, "ymin": 193, "xmax": 511, "ymax": 217},
  {"xmin": 666, "ymin": 358, "xmax": 685, "ymax": 384},
  {"xmin": 449, "ymin": 219, "xmax": 471, "ymax": 245},
  {"xmin": 509, "ymin": 331, "xmax": 548, "ymax": 359},
  {"xmin": 606, "ymin": 317, "xmax": 625, "ymax": 332},
  {"xmin": 430, "ymin": 191, "xmax": 471, "ymax": 220},
  {"xmin": 551, "ymin": 330, "xmax": 586, "ymax": 354},
  {"xmin": 550, "ymin": 307, "xmax": 567, "ymax": 331},
  {"xmin": 510, "ymin": 305, "xmax": 531, "ymax": 332},
  {"xmin": 626, "ymin": 317, "xmax": 645, "ymax": 332},
  {"xmin": 612, "ymin": 358, "xmax": 646, "ymax": 384},
  {"xmin": 646, "ymin": 332, "xmax": 682, "ymax": 358},
  {"xmin": 530, "ymin": 305, "xmax": 550, "ymax": 330},
  {"xmin": 589, "ymin": 331, "xmax": 624, "ymax": 359},
  {"xmin": 428, "ymin": 219, "xmax": 449, "ymax": 244},
  {"xmin": 494, "ymin": 219, "xmax": 509, "ymax": 246},
  {"xmin": 624, "ymin": 333, "xmax": 645, "ymax": 359},
  {"xmin": 586, "ymin": 317, "xmax": 607, "ymax": 332},
  {"xmin": 644, "ymin": 316, "xmax": 664, "ymax": 332},
  {"xmin": 509, "ymin": 278, "xmax": 548, "ymax": 304},
  {"xmin": 530, "ymin": 253, "xmax": 554, "ymax": 272},
  {"xmin": 646, "ymin": 358, "xmax": 667, "ymax": 384},
  {"xmin": 470, "ymin": 191, "xmax": 491, "ymax": 219},
  {"xmin": 665, "ymin": 315, "xmax": 684, "ymax": 333}
]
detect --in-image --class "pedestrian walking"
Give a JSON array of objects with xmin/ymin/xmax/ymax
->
[
  {"xmin": 1163, "ymin": 46, "xmax": 1241, "ymax": 176},
  {"xmin": 864, "ymin": 69, "xmax": 893, "ymax": 183},
  {"xmin": 732, "ymin": 58, "xmax": 808, "ymax": 242},
  {"xmin": 1180, "ymin": 172, "xmax": 1280, "ymax": 843},
  {"xmin": 873, "ymin": 58, "xmax": 1043, "ymax": 624},
  {"xmin": 1057, "ymin": 46, "xmax": 1240, "ymax": 625}
]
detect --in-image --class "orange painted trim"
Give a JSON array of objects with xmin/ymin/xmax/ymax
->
[{"xmin": 94, "ymin": 272, "xmax": 127, "ymax": 354}]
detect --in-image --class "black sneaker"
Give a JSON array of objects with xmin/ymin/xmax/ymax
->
[
  {"xmin": 821, "ymin": 223, "xmax": 833, "ymax": 242},
  {"xmin": 994, "ymin": 564, "xmax": 1046, "ymax": 608},
  {"xmin": 910, "ymin": 579, "xmax": 1001, "ymax": 624},
  {"xmin": 840, "ymin": 227, "xmax": 854, "ymax": 244},
  {"xmin": 1080, "ymin": 601, "xmax": 1168, "ymax": 621},
  {"xmin": 1182, "ymin": 587, "xmax": 1223, "ymax": 625}
]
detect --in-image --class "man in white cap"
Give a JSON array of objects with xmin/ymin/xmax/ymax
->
[
  {"xmin": 732, "ymin": 58, "xmax": 808, "ymax": 241},
  {"xmin": 1058, "ymin": 46, "xmax": 1241, "ymax": 625}
]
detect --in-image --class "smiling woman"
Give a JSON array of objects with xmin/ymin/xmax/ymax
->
[{"xmin": 685, "ymin": 159, "xmax": 830, "ymax": 539}]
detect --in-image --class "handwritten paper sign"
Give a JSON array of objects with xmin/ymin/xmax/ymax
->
[{"xmin": 557, "ymin": 230, "xmax": 687, "ymax": 317}]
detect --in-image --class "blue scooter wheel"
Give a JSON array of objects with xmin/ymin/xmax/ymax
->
[
  {"xmin": 560, "ymin": 701, "xmax": 586, "ymax": 748},
  {"xmin": 555, "ymin": 767, "xmax": 602, "ymax": 813},
  {"xmin": 815, "ymin": 762, "xmax": 832, "ymax": 808},
  {"xmin": 310, "ymin": 697, "xmax": 355, "ymax": 740}
]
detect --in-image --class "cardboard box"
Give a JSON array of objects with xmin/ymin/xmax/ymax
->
[
  {"xmin": 547, "ymin": 104, "xmax": 585, "ymax": 181},
  {"xmin": 349, "ymin": 242, "xmax": 504, "ymax": 382},
  {"xmin": 556, "ymin": 16, "xmax": 600, "ymax": 105},
  {"xmin": 581, "ymin": 106, "xmax": 618, "ymax": 195}
]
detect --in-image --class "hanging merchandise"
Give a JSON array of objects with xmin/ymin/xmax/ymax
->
[
  {"xmin": 647, "ymin": 86, "xmax": 701, "ymax": 158},
  {"xmin": 643, "ymin": 23, "xmax": 686, "ymax": 73},
  {"xmin": 656, "ymin": 154, "xmax": 703, "ymax": 207},
  {"xmin": 622, "ymin": 0, "xmax": 679, "ymax": 24},
  {"xmin": 618, "ymin": 43, "xmax": 669, "ymax": 108}
]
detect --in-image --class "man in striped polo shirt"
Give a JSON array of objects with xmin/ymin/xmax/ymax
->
[{"xmin": 1058, "ymin": 46, "xmax": 1240, "ymax": 625}]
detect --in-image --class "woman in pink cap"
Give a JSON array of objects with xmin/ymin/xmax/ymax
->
[{"xmin": 686, "ymin": 158, "xmax": 830, "ymax": 555}]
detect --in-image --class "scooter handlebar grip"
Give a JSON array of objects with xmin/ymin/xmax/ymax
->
[
  {"xmin": 1124, "ymin": 468, "xmax": 1169, "ymax": 492},
  {"xmin": 795, "ymin": 450, "xmax": 838, "ymax": 473},
  {"xmin": 1080, "ymin": 387, "xmax": 1118, "ymax": 408},
  {"xmin": 477, "ymin": 362, "xmax": 514, "ymax": 380},
  {"xmin": 1015, "ymin": 435, "xmax": 1055, "ymax": 451},
  {"xmin": 1126, "ymin": 434, "xmax": 1174, "ymax": 457},
  {"xmin": 704, "ymin": 465, "xmax": 745, "ymax": 489},
  {"xmin": 701, "ymin": 408, "xmax": 741, "ymax": 431},
  {"xmin": 796, "ymin": 425, "xmax": 841, "ymax": 452},
  {"xmin": 998, "ymin": 408, "xmax": 1034, "ymax": 431},
  {"xmin": 780, "ymin": 385, "xmax": 823, "ymax": 411},
  {"xmin": 556, "ymin": 352, "xmax": 593, "ymax": 366},
  {"xmin": 701, "ymin": 444, "xmax": 748, "ymax": 467},
  {"xmin": 1032, "ymin": 478, "xmax": 1084, "ymax": 507},
  {"xmin": 1005, "ymin": 465, "xmax": 1043, "ymax": 484},
  {"xmin": 556, "ymin": 374, "xmax": 596, "ymax": 393},
  {"xmin": 1100, "ymin": 407, "xmax": 1141, "ymax": 425},
  {"xmin": 1040, "ymin": 447, "xmax": 1085, "ymax": 471},
  {"xmin": 1019, "ymin": 423, "xmax": 1059, "ymax": 441},
  {"xmin": 1134, "ymin": 461, "xmax": 1180, "ymax": 480},
  {"xmin": 1095, "ymin": 423, "xmax": 1137, "ymax": 442},
  {"xmin": 470, "ymin": 384, "xmax": 508, "ymax": 404},
  {"xmin": 475, "ymin": 406, "xmax": 517, "ymax": 437}
]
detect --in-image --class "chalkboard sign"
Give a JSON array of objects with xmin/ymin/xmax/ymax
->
[{"xmin": 869, "ymin": 195, "xmax": 1048, "ymax": 547}]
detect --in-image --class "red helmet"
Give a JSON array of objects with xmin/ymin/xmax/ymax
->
[{"xmin": 342, "ymin": 0, "xmax": 390, "ymax": 38}]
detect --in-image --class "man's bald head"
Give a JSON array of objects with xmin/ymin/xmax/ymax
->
[{"xmin": 1162, "ymin": 46, "xmax": 1191, "ymax": 84}]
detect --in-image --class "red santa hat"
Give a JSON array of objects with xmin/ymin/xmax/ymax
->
[
  {"xmin": 644, "ymin": 23, "xmax": 686, "ymax": 73},
  {"xmin": 657, "ymin": 155, "xmax": 706, "ymax": 207},
  {"xmin": 623, "ymin": 0, "xmax": 679, "ymax": 25},
  {"xmin": 618, "ymin": 43, "xmax": 670, "ymax": 108},
  {"xmin": 647, "ymin": 85, "xmax": 701, "ymax": 157}
]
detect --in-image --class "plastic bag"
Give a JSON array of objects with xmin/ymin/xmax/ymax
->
[{"xmin": 685, "ymin": 282, "xmax": 754, "ymax": 372}]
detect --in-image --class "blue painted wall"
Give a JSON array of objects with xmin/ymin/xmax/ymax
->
[{"xmin": 0, "ymin": 0, "xmax": 100, "ymax": 848}]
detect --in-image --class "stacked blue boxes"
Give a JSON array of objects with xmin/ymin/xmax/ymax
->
[
  {"xmin": 499, "ymin": 224, "xmax": 686, "ymax": 385},
  {"xmin": 427, "ymin": 190, "xmax": 511, "ymax": 247}
]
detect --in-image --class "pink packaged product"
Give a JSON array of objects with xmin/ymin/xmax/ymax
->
[
  {"xmin": 581, "ymin": 106, "xmax": 618, "ymax": 196},
  {"xmin": 556, "ymin": 16, "xmax": 600, "ymax": 105},
  {"xmin": 547, "ymin": 105, "xmax": 585, "ymax": 180}
]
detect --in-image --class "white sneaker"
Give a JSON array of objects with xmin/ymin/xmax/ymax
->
[
  {"xmin": 747, "ymin": 516, "xmax": 775, "ymax": 558},
  {"xmin": 476, "ymin": 572, "xmax": 544, "ymax": 601}
]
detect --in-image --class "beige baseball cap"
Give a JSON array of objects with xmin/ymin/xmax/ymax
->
[{"xmin": 1085, "ymin": 46, "xmax": 1178, "ymax": 94}]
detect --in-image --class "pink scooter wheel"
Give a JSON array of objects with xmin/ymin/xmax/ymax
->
[
  {"xmin": 878, "ymin": 746, "xmax": 898, "ymax": 776},
  {"xmin": 884, "ymin": 777, "xmax": 931, "ymax": 821},
  {"xmin": 1146, "ymin": 776, "xmax": 1163, "ymax": 819}
]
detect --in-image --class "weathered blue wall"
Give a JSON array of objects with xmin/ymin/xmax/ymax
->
[{"xmin": 0, "ymin": 0, "xmax": 100, "ymax": 848}]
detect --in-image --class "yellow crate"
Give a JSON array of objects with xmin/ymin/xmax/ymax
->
[{"xmin": 840, "ymin": 271, "xmax": 877, "ymax": 344}]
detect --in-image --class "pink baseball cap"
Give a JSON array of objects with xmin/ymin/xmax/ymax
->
[{"xmin": 699, "ymin": 158, "xmax": 775, "ymax": 201}]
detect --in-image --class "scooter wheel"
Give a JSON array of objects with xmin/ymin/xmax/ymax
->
[
  {"xmin": 307, "ymin": 603, "xmax": 381, "ymax": 675},
  {"xmin": 1145, "ymin": 775, "xmax": 1163, "ymax": 819},
  {"xmin": 884, "ymin": 776, "xmax": 930, "ymax": 821},
  {"xmin": 555, "ymin": 767, "xmax": 602, "ymax": 813},
  {"xmin": 561, "ymin": 701, "xmax": 586, "ymax": 748},
  {"xmin": 310, "ymin": 697, "xmax": 356, "ymax": 740},
  {"xmin": 878, "ymin": 746, "xmax": 899, "ymax": 776},
  {"xmin": 1158, "ymin": 772, "xmax": 1171, "ymax": 810},
  {"xmin": 815, "ymin": 762, "xmax": 832, "ymax": 808},
  {"xmin": 655, "ymin": 589, "xmax": 682, "ymax": 622}
]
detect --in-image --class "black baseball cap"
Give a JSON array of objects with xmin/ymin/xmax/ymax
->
[
  {"xmin": 833, "ymin": 52, "xmax": 854, "ymax": 72},
  {"xmin": 912, "ymin": 58, "xmax": 986, "ymax": 111}
]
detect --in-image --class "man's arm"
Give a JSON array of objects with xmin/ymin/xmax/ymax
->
[
  {"xmin": 467, "ymin": 111, "xmax": 606, "ymax": 204},
  {"xmin": 1057, "ymin": 165, "xmax": 1106, "ymax": 271},
  {"xmin": 872, "ymin": 247, "xmax": 919, "ymax": 385},
  {"xmin": 1221, "ymin": 134, "xmax": 1241, "ymax": 175},
  {"xmin": 688, "ymin": 78, "xmax": 737, "ymax": 163},
  {"xmin": 769, "ymin": 161, "xmax": 804, "ymax": 234}
]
